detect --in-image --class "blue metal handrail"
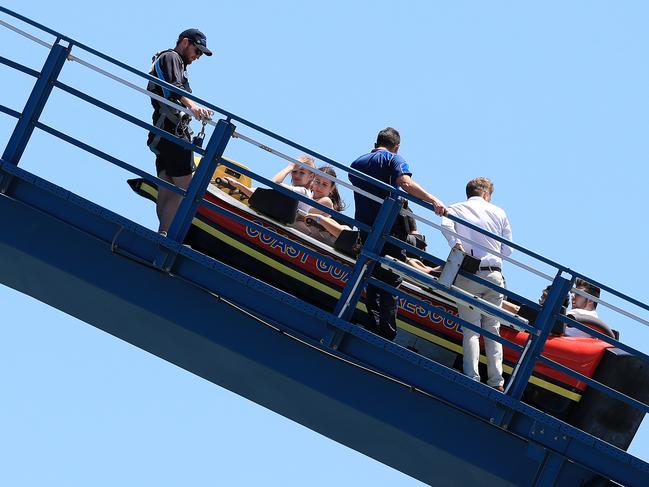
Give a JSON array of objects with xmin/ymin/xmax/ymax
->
[
  {"xmin": 367, "ymin": 276, "xmax": 526, "ymax": 353},
  {"xmin": 538, "ymin": 355, "xmax": 649, "ymax": 415},
  {"xmin": 0, "ymin": 6, "xmax": 397, "ymax": 197},
  {"xmin": 383, "ymin": 234, "xmax": 542, "ymax": 312},
  {"xmin": 3, "ymin": 4, "xmax": 648, "ymax": 316},
  {"xmin": 2, "ymin": 5, "xmax": 649, "ymax": 448}
]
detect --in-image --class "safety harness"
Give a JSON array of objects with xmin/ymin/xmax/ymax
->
[{"xmin": 147, "ymin": 49, "xmax": 193, "ymax": 154}]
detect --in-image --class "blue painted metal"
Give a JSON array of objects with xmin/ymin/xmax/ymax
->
[
  {"xmin": 538, "ymin": 355, "xmax": 649, "ymax": 414},
  {"xmin": 166, "ymin": 119, "xmax": 236, "ymax": 244},
  {"xmin": 506, "ymin": 274, "xmax": 574, "ymax": 400},
  {"xmin": 324, "ymin": 197, "xmax": 402, "ymax": 349},
  {"xmin": 557, "ymin": 313, "xmax": 649, "ymax": 363},
  {"xmin": 193, "ymin": 191, "xmax": 353, "ymax": 276},
  {"xmin": 333, "ymin": 197, "xmax": 402, "ymax": 320},
  {"xmin": 1, "ymin": 170, "xmax": 648, "ymax": 486},
  {"xmin": 534, "ymin": 452, "xmax": 564, "ymax": 487},
  {"xmin": 384, "ymin": 234, "xmax": 542, "ymax": 312},
  {"xmin": 570, "ymin": 269, "xmax": 649, "ymax": 315},
  {"xmin": 0, "ymin": 5, "xmax": 403, "ymax": 196},
  {"xmin": 2, "ymin": 8, "xmax": 649, "ymax": 485},
  {"xmin": 35, "ymin": 120, "xmax": 184, "ymax": 196},
  {"xmin": 370, "ymin": 252, "xmax": 538, "ymax": 335},
  {"xmin": 0, "ymin": 54, "xmax": 40, "ymax": 77},
  {"xmin": 0, "ymin": 103, "xmax": 21, "ymax": 119},
  {"xmin": 1, "ymin": 41, "xmax": 70, "ymax": 167},
  {"xmin": 213, "ymin": 156, "xmax": 364, "ymax": 230},
  {"xmin": 53, "ymin": 80, "xmax": 205, "ymax": 157},
  {"xmin": 367, "ymin": 275, "xmax": 525, "ymax": 353}
]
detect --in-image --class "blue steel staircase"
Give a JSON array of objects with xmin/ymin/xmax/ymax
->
[{"xmin": 1, "ymin": 7, "xmax": 649, "ymax": 486}]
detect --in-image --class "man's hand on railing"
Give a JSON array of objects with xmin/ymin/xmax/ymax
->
[
  {"xmin": 430, "ymin": 196, "xmax": 448, "ymax": 216},
  {"xmin": 179, "ymin": 95, "xmax": 213, "ymax": 121},
  {"xmin": 190, "ymin": 105, "xmax": 213, "ymax": 121}
]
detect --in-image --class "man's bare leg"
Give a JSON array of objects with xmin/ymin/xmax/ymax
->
[{"xmin": 157, "ymin": 170, "xmax": 193, "ymax": 234}]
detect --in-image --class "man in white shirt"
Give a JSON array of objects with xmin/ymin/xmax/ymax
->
[{"xmin": 441, "ymin": 177, "xmax": 512, "ymax": 391}]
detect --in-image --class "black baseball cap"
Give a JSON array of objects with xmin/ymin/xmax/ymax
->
[{"xmin": 178, "ymin": 28, "xmax": 212, "ymax": 56}]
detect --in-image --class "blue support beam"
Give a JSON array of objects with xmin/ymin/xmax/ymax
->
[
  {"xmin": 2, "ymin": 9, "xmax": 649, "ymax": 485},
  {"xmin": 505, "ymin": 273, "xmax": 574, "ymax": 400},
  {"xmin": 323, "ymin": 197, "xmax": 402, "ymax": 349},
  {"xmin": 168, "ymin": 118, "xmax": 236, "ymax": 243},
  {"xmin": 1, "ymin": 40, "xmax": 70, "ymax": 169},
  {"xmin": 1, "ymin": 171, "xmax": 648, "ymax": 486},
  {"xmin": 154, "ymin": 118, "xmax": 236, "ymax": 270}
]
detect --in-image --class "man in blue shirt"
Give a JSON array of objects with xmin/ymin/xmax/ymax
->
[{"xmin": 349, "ymin": 127, "xmax": 446, "ymax": 340}]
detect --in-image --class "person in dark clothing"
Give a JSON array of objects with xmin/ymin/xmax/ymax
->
[
  {"xmin": 348, "ymin": 127, "xmax": 447, "ymax": 340},
  {"xmin": 147, "ymin": 28, "xmax": 213, "ymax": 235}
]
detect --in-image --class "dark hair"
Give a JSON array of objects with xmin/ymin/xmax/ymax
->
[
  {"xmin": 376, "ymin": 127, "xmax": 400, "ymax": 150},
  {"xmin": 466, "ymin": 177, "xmax": 494, "ymax": 198},
  {"xmin": 575, "ymin": 278, "xmax": 601, "ymax": 308},
  {"xmin": 318, "ymin": 166, "xmax": 345, "ymax": 212},
  {"xmin": 541, "ymin": 285, "xmax": 570, "ymax": 309}
]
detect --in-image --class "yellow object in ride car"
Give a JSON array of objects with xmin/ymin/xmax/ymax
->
[{"xmin": 194, "ymin": 155, "xmax": 252, "ymax": 188}]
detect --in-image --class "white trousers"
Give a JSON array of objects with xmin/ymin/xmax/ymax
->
[{"xmin": 455, "ymin": 270, "xmax": 505, "ymax": 387}]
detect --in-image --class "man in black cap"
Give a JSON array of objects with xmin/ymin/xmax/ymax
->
[{"xmin": 147, "ymin": 28, "xmax": 214, "ymax": 236}]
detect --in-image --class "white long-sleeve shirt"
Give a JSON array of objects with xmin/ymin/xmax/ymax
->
[{"xmin": 441, "ymin": 196, "xmax": 513, "ymax": 268}]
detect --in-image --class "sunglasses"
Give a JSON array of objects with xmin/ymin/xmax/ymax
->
[{"xmin": 191, "ymin": 42, "xmax": 203, "ymax": 57}]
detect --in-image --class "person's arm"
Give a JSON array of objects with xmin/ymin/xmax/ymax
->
[
  {"xmin": 440, "ymin": 210, "xmax": 464, "ymax": 251},
  {"xmin": 309, "ymin": 197, "xmax": 333, "ymax": 216},
  {"xmin": 179, "ymin": 95, "xmax": 212, "ymax": 121},
  {"xmin": 158, "ymin": 52, "xmax": 212, "ymax": 120},
  {"xmin": 501, "ymin": 300, "xmax": 520, "ymax": 314},
  {"xmin": 306, "ymin": 213, "xmax": 346, "ymax": 238},
  {"xmin": 406, "ymin": 257, "xmax": 442, "ymax": 275},
  {"xmin": 396, "ymin": 174, "xmax": 447, "ymax": 216},
  {"xmin": 500, "ymin": 212, "xmax": 513, "ymax": 257},
  {"xmin": 272, "ymin": 164, "xmax": 295, "ymax": 184},
  {"xmin": 224, "ymin": 177, "xmax": 254, "ymax": 197}
]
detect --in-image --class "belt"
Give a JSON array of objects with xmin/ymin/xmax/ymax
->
[{"xmin": 479, "ymin": 266, "xmax": 501, "ymax": 273}]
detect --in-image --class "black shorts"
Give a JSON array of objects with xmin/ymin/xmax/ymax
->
[{"xmin": 154, "ymin": 136, "xmax": 195, "ymax": 178}]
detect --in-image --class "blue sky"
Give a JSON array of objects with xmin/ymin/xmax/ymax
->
[{"xmin": 1, "ymin": 1, "xmax": 648, "ymax": 485}]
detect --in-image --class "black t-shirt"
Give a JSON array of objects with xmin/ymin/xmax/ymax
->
[{"xmin": 147, "ymin": 49, "xmax": 191, "ymax": 131}]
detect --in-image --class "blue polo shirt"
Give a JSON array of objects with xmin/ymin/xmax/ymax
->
[{"xmin": 349, "ymin": 149, "xmax": 412, "ymax": 227}]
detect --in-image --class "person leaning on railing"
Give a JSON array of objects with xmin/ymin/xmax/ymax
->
[
  {"xmin": 146, "ymin": 28, "xmax": 214, "ymax": 236},
  {"xmin": 441, "ymin": 177, "xmax": 512, "ymax": 392},
  {"xmin": 348, "ymin": 127, "xmax": 447, "ymax": 341}
]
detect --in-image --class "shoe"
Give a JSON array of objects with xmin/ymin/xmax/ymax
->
[{"xmin": 493, "ymin": 385, "xmax": 505, "ymax": 392}]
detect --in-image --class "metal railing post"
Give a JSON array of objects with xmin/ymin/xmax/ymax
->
[
  {"xmin": 323, "ymin": 196, "xmax": 403, "ymax": 349},
  {"xmin": 1, "ymin": 40, "xmax": 70, "ymax": 192},
  {"xmin": 505, "ymin": 272, "xmax": 574, "ymax": 400},
  {"xmin": 154, "ymin": 118, "xmax": 236, "ymax": 269}
]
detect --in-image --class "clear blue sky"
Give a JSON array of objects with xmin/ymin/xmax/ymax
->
[{"xmin": 1, "ymin": 1, "xmax": 648, "ymax": 485}]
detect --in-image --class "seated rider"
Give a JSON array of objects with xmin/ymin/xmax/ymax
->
[
  {"xmin": 304, "ymin": 212, "xmax": 442, "ymax": 276},
  {"xmin": 502, "ymin": 286, "xmax": 568, "ymax": 335},
  {"xmin": 224, "ymin": 155, "xmax": 316, "ymax": 214},
  {"xmin": 565, "ymin": 278, "xmax": 602, "ymax": 337},
  {"xmin": 290, "ymin": 166, "xmax": 346, "ymax": 243}
]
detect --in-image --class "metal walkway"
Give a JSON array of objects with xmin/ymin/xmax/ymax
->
[{"xmin": 1, "ymin": 7, "xmax": 649, "ymax": 486}]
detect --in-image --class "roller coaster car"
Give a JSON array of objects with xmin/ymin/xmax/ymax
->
[{"xmin": 128, "ymin": 173, "xmax": 649, "ymax": 451}]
